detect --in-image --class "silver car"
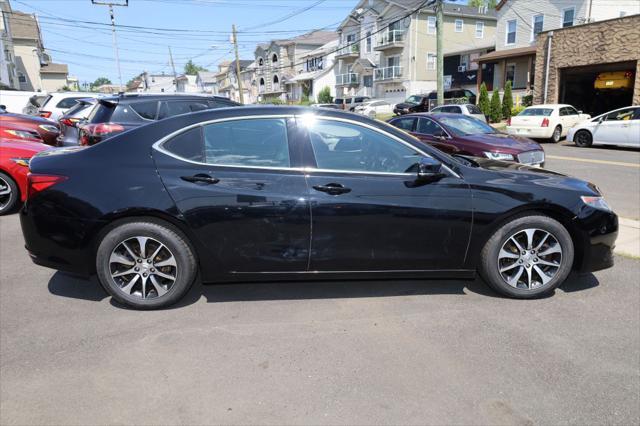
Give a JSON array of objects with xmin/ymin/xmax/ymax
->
[
  {"xmin": 430, "ymin": 103, "xmax": 487, "ymax": 122},
  {"xmin": 56, "ymin": 98, "xmax": 97, "ymax": 146}
]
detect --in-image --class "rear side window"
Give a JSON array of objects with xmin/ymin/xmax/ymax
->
[
  {"xmin": 163, "ymin": 127, "xmax": 204, "ymax": 162},
  {"xmin": 203, "ymin": 118, "xmax": 290, "ymax": 168},
  {"xmin": 158, "ymin": 100, "xmax": 210, "ymax": 120},
  {"xmin": 335, "ymin": 99, "xmax": 344, "ymax": 105},
  {"xmin": 64, "ymin": 102, "xmax": 90, "ymax": 117},
  {"xmin": 130, "ymin": 101, "xmax": 159, "ymax": 120},
  {"xmin": 56, "ymin": 97, "xmax": 85, "ymax": 109},
  {"xmin": 390, "ymin": 117, "xmax": 415, "ymax": 131},
  {"xmin": 466, "ymin": 104, "xmax": 482, "ymax": 114},
  {"xmin": 87, "ymin": 102, "xmax": 116, "ymax": 123}
]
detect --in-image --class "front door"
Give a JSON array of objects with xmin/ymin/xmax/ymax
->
[
  {"xmin": 299, "ymin": 116, "xmax": 472, "ymax": 272},
  {"xmin": 592, "ymin": 107, "xmax": 638, "ymax": 145},
  {"xmin": 412, "ymin": 117, "xmax": 459, "ymax": 155},
  {"xmin": 153, "ymin": 117, "xmax": 310, "ymax": 274}
]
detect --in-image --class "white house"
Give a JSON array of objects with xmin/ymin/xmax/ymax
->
[
  {"xmin": 196, "ymin": 71, "xmax": 217, "ymax": 94},
  {"xmin": 288, "ymin": 39, "xmax": 338, "ymax": 102},
  {"xmin": 176, "ymin": 74, "xmax": 199, "ymax": 93},
  {"xmin": 142, "ymin": 72, "xmax": 176, "ymax": 93}
]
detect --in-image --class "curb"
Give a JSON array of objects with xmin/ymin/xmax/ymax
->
[{"xmin": 615, "ymin": 217, "xmax": 640, "ymax": 258}]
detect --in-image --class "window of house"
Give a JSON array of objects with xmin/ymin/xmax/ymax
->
[
  {"xmin": 258, "ymin": 57, "xmax": 264, "ymax": 67},
  {"xmin": 272, "ymin": 53, "xmax": 278, "ymax": 63},
  {"xmin": 505, "ymin": 63, "xmax": 516, "ymax": 84},
  {"xmin": 427, "ymin": 53, "xmax": 436, "ymax": 70},
  {"xmin": 475, "ymin": 21, "xmax": 484, "ymax": 38},
  {"xmin": 506, "ymin": 19, "xmax": 516, "ymax": 45},
  {"xmin": 363, "ymin": 75, "xmax": 373, "ymax": 88},
  {"xmin": 427, "ymin": 16, "xmax": 436, "ymax": 34},
  {"xmin": 562, "ymin": 7, "xmax": 575, "ymax": 27},
  {"xmin": 366, "ymin": 31, "xmax": 372, "ymax": 52},
  {"xmin": 532, "ymin": 14, "xmax": 544, "ymax": 40},
  {"xmin": 460, "ymin": 54, "xmax": 469, "ymax": 69},
  {"xmin": 455, "ymin": 19, "xmax": 463, "ymax": 32}
]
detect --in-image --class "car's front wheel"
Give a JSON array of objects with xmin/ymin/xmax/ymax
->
[
  {"xmin": 574, "ymin": 130, "xmax": 593, "ymax": 148},
  {"xmin": 96, "ymin": 220, "xmax": 197, "ymax": 309},
  {"xmin": 479, "ymin": 214, "xmax": 574, "ymax": 298}
]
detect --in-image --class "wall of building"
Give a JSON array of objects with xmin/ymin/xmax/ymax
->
[
  {"xmin": 40, "ymin": 73, "xmax": 66, "ymax": 92},
  {"xmin": 533, "ymin": 15, "xmax": 640, "ymax": 105},
  {"xmin": 13, "ymin": 41, "xmax": 41, "ymax": 91}
]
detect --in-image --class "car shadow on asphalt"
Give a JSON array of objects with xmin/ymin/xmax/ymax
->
[{"xmin": 47, "ymin": 270, "xmax": 600, "ymax": 310}]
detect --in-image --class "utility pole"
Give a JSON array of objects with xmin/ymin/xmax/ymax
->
[
  {"xmin": 91, "ymin": 0, "xmax": 128, "ymax": 90},
  {"xmin": 169, "ymin": 46, "xmax": 178, "ymax": 92},
  {"xmin": 435, "ymin": 0, "xmax": 444, "ymax": 106},
  {"xmin": 231, "ymin": 24, "xmax": 244, "ymax": 104}
]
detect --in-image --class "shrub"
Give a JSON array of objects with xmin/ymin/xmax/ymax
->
[
  {"xmin": 511, "ymin": 105, "xmax": 525, "ymax": 116},
  {"xmin": 502, "ymin": 80, "xmax": 513, "ymax": 120},
  {"xmin": 317, "ymin": 86, "xmax": 333, "ymax": 104},
  {"xmin": 489, "ymin": 90, "xmax": 502, "ymax": 123},
  {"xmin": 522, "ymin": 94, "xmax": 533, "ymax": 107},
  {"xmin": 478, "ymin": 82, "xmax": 490, "ymax": 117}
]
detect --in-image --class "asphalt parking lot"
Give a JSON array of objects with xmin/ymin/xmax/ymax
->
[{"xmin": 1, "ymin": 142, "xmax": 639, "ymax": 425}]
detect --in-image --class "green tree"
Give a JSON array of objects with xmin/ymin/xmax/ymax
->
[
  {"xmin": 91, "ymin": 77, "xmax": 111, "ymax": 89},
  {"xmin": 478, "ymin": 82, "xmax": 490, "ymax": 117},
  {"xmin": 184, "ymin": 60, "xmax": 208, "ymax": 75},
  {"xmin": 469, "ymin": 0, "xmax": 497, "ymax": 8},
  {"xmin": 317, "ymin": 86, "xmax": 333, "ymax": 104},
  {"xmin": 502, "ymin": 80, "xmax": 513, "ymax": 120},
  {"xmin": 489, "ymin": 89, "xmax": 502, "ymax": 123}
]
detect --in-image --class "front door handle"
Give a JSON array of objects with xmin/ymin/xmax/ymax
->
[
  {"xmin": 181, "ymin": 174, "xmax": 220, "ymax": 185},
  {"xmin": 313, "ymin": 183, "xmax": 351, "ymax": 195}
]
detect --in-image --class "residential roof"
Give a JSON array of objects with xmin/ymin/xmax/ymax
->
[
  {"xmin": 39, "ymin": 63, "xmax": 69, "ymax": 75},
  {"xmin": 8, "ymin": 11, "xmax": 41, "ymax": 41},
  {"xmin": 300, "ymin": 39, "xmax": 339, "ymax": 59},
  {"xmin": 196, "ymin": 71, "xmax": 217, "ymax": 83},
  {"xmin": 477, "ymin": 46, "xmax": 536, "ymax": 62},
  {"xmin": 257, "ymin": 30, "xmax": 337, "ymax": 52},
  {"xmin": 229, "ymin": 60, "xmax": 254, "ymax": 70}
]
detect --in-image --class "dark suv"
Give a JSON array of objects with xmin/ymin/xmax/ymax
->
[
  {"xmin": 78, "ymin": 94, "xmax": 241, "ymax": 146},
  {"xmin": 393, "ymin": 89, "xmax": 476, "ymax": 115}
]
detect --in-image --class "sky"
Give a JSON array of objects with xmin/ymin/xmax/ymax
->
[{"xmin": 11, "ymin": 0, "xmax": 363, "ymax": 87}]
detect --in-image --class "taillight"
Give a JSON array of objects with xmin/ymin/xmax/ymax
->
[
  {"xmin": 79, "ymin": 123, "xmax": 125, "ymax": 146},
  {"xmin": 60, "ymin": 118, "xmax": 78, "ymax": 127},
  {"xmin": 39, "ymin": 111, "xmax": 52, "ymax": 118},
  {"xmin": 541, "ymin": 118, "xmax": 549, "ymax": 127},
  {"xmin": 26, "ymin": 173, "xmax": 67, "ymax": 199},
  {"xmin": 506, "ymin": 117, "xmax": 511, "ymax": 126}
]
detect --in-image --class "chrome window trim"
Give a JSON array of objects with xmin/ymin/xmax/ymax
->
[{"xmin": 152, "ymin": 113, "xmax": 460, "ymax": 178}]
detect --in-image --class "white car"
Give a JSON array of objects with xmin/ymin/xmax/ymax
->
[
  {"xmin": 354, "ymin": 100, "xmax": 393, "ymax": 118},
  {"xmin": 567, "ymin": 106, "xmax": 639, "ymax": 148},
  {"xmin": 38, "ymin": 92, "xmax": 98, "ymax": 121},
  {"xmin": 507, "ymin": 104, "xmax": 591, "ymax": 143},
  {"xmin": 430, "ymin": 103, "xmax": 486, "ymax": 122}
]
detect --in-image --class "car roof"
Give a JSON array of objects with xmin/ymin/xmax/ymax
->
[
  {"xmin": 526, "ymin": 104, "xmax": 570, "ymax": 109},
  {"xmin": 98, "ymin": 93, "xmax": 239, "ymax": 103}
]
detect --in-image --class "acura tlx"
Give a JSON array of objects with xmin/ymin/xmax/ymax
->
[{"xmin": 20, "ymin": 106, "xmax": 617, "ymax": 309}]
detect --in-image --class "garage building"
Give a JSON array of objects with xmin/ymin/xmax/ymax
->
[{"xmin": 534, "ymin": 14, "xmax": 640, "ymax": 117}]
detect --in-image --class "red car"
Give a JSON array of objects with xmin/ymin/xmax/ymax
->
[
  {"xmin": 0, "ymin": 110, "xmax": 60, "ymax": 146},
  {"xmin": 0, "ymin": 139, "xmax": 50, "ymax": 214},
  {"xmin": 0, "ymin": 124, "xmax": 44, "ymax": 143},
  {"xmin": 388, "ymin": 113, "xmax": 545, "ymax": 167}
]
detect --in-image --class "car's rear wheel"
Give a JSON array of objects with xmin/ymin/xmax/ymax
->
[
  {"xmin": 0, "ymin": 172, "xmax": 19, "ymax": 216},
  {"xmin": 96, "ymin": 220, "xmax": 197, "ymax": 309},
  {"xmin": 574, "ymin": 130, "xmax": 593, "ymax": 148},
  {"xmin": 550, "ymin": 125, "xmax": 562, "ymax": 143},
  {"xmin": 479, "ymin": 214, "xmax": 574, "ymax": 298}
]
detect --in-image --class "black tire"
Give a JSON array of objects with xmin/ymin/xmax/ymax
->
[
  {"xmin": 550, "ymin": 125, "xmax": 562, "ymax": 143},
  {"xmin": 479, "ymin": 214, "xmax": 574, "ymax": 299},
  {"xmin": 0, "ymin": 172, "xmax": 19, "ymax": 216},
  {"xmin": 574, "ymin": 130, "xmax": 593, "ymax": 148},
  {"xmin": 96, "ymin": 220, "xmax": 197, "ymax": 309}
]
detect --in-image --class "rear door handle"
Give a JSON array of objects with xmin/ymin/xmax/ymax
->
[
  {"xmin": 313, "ymin": 183, "xmax": 351, "ymax": 195},
  {"xmin": 181, "ymin": 174, "xmax": 220, "ymax": 185}
]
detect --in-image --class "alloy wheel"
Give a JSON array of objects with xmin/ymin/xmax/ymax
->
[
  {"xmin": 553, "ymin": 127, "xmax": 561, "ymax": 142},
  {"xmin": 497, "ymin": 228, "xmax": 563, "ymax": 290},
  {"xmin": 109, "ymin": 236, "xmax": 177, "ymax": 299},
  {"xmin": 0, "ymin": 176, "xmax": 13, "ymax": 211}
]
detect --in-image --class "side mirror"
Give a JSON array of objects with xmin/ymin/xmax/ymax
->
[
  {"xmin": 417, "ymin": 157, "xmax": 446, "ymax": 182},
  {"xmin": 578, "ymin": 110, "xmax": 583, "ymax": 114},
  {"xmin": 433, "ymin": 129, "xmax": 448, "ymax": 140}
]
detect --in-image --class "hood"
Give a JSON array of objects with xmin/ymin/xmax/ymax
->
[
  {"xmin": 395, "ymin": 102, "xmax": 417, "ymax": 109},
  {"xmin": 468, "ymin": 156, "xmax": 599, "ymax": 194},
  {"xmin": 458, "ymin": 132, "xmax": 541, "ymax": 152}
]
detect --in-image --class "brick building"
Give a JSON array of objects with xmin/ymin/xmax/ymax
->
[{"xmin": 534, "ymin": 14, "xmax": 639, "ymax": 116}]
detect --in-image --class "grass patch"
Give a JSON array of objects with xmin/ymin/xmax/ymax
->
[{"xmin": 375, "ymin": 113, "xmax": 395, "ymax": 122}]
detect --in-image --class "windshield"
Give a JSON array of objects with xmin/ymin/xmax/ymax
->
[
  {"xmin": 405, "ymin": 96, "xmax": 422, "ymax": 104},
  {"xmin": 520, "ymin": 108, "xmax": 553, "ymax": 116},
  {"xmin": 438, "ymin": 115, "xmax": 496, "ymax": 136}
]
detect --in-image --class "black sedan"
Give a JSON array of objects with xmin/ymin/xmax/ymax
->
[{"xmin": 21, "ymin": 106, "xmax": 618, "ymax": 309}]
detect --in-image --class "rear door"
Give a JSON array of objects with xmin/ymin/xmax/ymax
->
[
  {"xmin": 153, "ymin": 116, "xmax": 310, "ymax": 273},
  {"xmin": 299, "ymin": 116, "xmax": 472, "ymax": 271}
]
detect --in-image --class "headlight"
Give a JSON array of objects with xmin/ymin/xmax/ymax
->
[
  {"xmin": 581, "ymin": 196, "xmax": 611, "ymax": 212},
  {"xmin": 11, "ymin": 157, "xmax": 31, "ymax": 167},
  {"xmin": 484, "ymin": 152, "xmax": 515, "ymax": 161},
  {"xmin": 38, "ymin": 124, "xmax": 59, "ymax": 133}
]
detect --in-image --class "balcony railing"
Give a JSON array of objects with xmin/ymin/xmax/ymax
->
[
  {"xmin": 373, "ymin": 66, "xmax": 403, "ymax": 81},
  {"xmin": 336, "ymin": 73, "xmax": 359, "ymax": 86},
  {"xmin": 336, "ymin": 43, "xmax": 360, "ymax": 58},
  {"xmin": 375, "ymin": 30, "xmax": 404, "ymax": 49}
]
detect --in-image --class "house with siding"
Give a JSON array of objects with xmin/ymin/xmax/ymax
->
[
  {"xmin": 288, "ymin": 39, "xmax": 338, "ymax": 102},
  {"xmin": 477, "ymin": 0, "xmax": 639, "ymax": 100},
  {"xmin": 0, "ymin": 0, "xmax": 19, "ymax": 89},
  {"xmin": 335, "ymin": 0, "xmax": 496, "ymax": 104},
  {"xmin": 196, "ymin": 71, "xmax": 217, "ymax": 94}
]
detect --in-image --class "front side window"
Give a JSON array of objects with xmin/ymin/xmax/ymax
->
[
  {"xmin": 417, "ymin": 118, "xmax": 443, "ymax": 135},
  {"xmin": 455, "ymin": 19, "xmax": 463, "ymax": 32},
  {"xmin": 158, "ymin": 101, "xmax": 209, "ymax": 120},
  {"xmin": 203, "ymin": 118, "xmax": 290, "ymax": 167},
  {"xmin": 427, "ymin": 16, "xmax": 436, "ymax": 34},
  {"xmin": 532, "ymin": 14, "xmax": 544, "ymax": 40},
  {"xmin": 475, "ymin": 21, "xmax": 484, "ymax": 38},
  {"xmin": 605, "ymin": 108, "xmax": 637, "ymax": 121},
  {"xmin": 563, "ymin": 8, "xmax": 574, "ymax": 27},
  {"xmin": 506, "ymin": 19, "xmax": 517, "ymax": 45},
  {"xmin": 306, "ymin": 120, "xmax": 422, "ymax": 174}
]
